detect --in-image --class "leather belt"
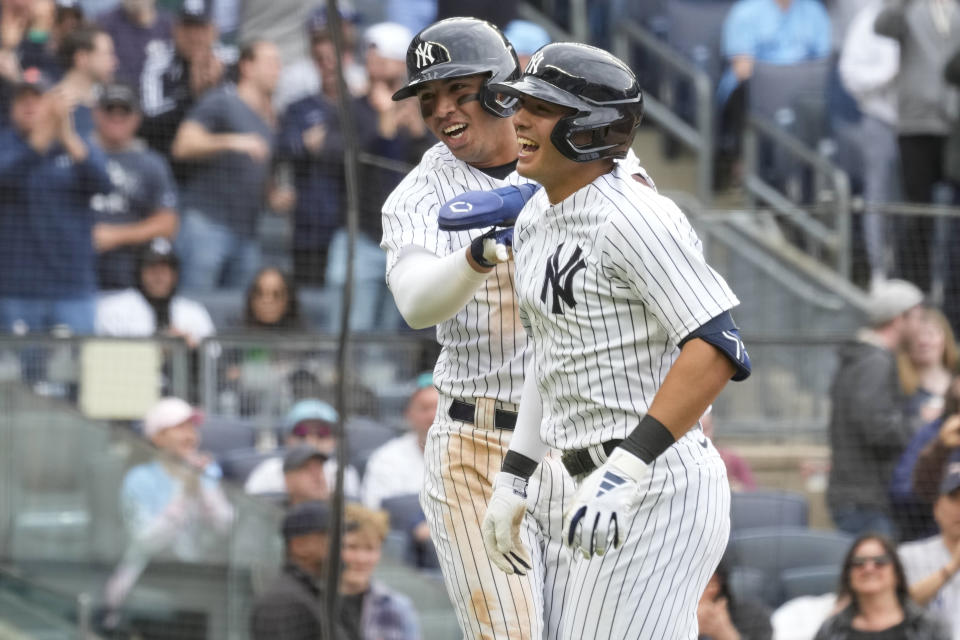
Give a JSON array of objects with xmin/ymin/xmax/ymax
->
[
  {"xmin": 448, "ymin": 399, "xmax": 517, "ymax": 430},
  {"xmin": 561, "ymin": 440, "xmax": 623, "ymax": 477}
]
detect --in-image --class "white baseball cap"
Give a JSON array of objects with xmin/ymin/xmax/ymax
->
[
  {"xmin": 866, "ymin": 279, "xmax": 924, "ymax": 326},
  {"xmin": 144, "ymin": 397, "xmax": 202, "ymax": 438},
  {"xmin": 363, "ymin": 22, "xmax": 412, "ymax": 62}
]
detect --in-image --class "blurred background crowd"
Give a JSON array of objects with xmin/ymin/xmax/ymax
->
[{"xmin": 0, "ymin": 0, "xmax": 959, "ymax": 638}]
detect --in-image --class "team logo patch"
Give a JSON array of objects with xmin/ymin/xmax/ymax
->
[
  {"xmin": 525, "ymin": 50, "xmax": 545, "ymax": 75},
  {"xmin": 413, "ymin": 41, "xmax": 451, "ymax": 70},
  {"xmin": 540, "ymin": 243, "xmax": 586, "ymax": 315}
]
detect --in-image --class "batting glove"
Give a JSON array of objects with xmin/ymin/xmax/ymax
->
[
  {"xmin": 482, "ymin": 471, "xmax": 533, "ymax": 575},
  {"xmin": 563, "ymin": 448, "xmax": 650, "ymax": 558},
  {"xmin": 470, "ymin": 227, "xmax": 514, "ymax": 268}
]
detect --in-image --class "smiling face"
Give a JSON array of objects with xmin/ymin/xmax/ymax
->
[
  {"xmin": 340, "ymin": 529, "xmax": 381, "ymax": 594},
  {"xmin": 848, "ymin": 538, "xmax": 897, "ymax": 599},
  {"xmin": 415, "ymin": 75, "xmax": 517, "ymax": 167}
]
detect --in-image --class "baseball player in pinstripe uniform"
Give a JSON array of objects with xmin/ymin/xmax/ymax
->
[
  {"xmin": 380, "ymin": 18, "xmax": 574, "ymax": 640},
  {"xmin": 479, "ymin": 43, "xmax": 752, "ymax": 639}
]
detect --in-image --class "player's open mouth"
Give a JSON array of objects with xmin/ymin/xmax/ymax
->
[
  {"xmin": 442, "ymin": 123, "xmax": 468, "ymax": 139},
  {"xmin": 518, "ymin": 136, "xmax": 539, "ymax": 156}
]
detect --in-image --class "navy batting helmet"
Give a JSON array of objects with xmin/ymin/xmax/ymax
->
[
  {"xmin": 392, "ymin": 17, "xmax": 520, "ymax": 118},
  {"xmin": 490, "ymin": 42, "xmax": 644, "ymax": 162}
]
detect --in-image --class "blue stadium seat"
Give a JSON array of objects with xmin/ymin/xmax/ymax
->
[
  {"xmin": 198, "ymin": 415, "xmax": 258, "ymax": 457},
  {"xmin": 780, "ymin": 565, "xmax": 841, "ymax": 601},
  {"xmin": 730, "ymin": 489, "xmax": 809, "ymax": 531},
  {"xmin": 219, "ymin": 449, "xmax": 276, "ymax": 484}
]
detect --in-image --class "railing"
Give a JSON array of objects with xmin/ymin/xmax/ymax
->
[{"xmin": 613, "ymin": 19, "xmax": 715, "ymax": 203}]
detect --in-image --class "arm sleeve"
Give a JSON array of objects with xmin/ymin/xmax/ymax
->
[
  {"xmin": 150, "ymin": 153, "xmax": 179, "ymax": 210},
  {"xmin": 723, "ymin": 4, "xmax": 756, "ymax": 58},
  {"xmin": 184, "ymin": 89, "xmax": 223, "ymax": 131},
  {"xmin": 387, "ymin": 246, "xmax": 493, "ymax": 330},
  {"xmin": 839, "ymin": 4, "xmax": 900, "ymax": 97},
  {"xmin": 0, "ymin": 134, "xmax": 40, "ymax": 185},
  {"xmin": 507, "ymin": 350, "xmax": 550, "ymax": 463},
  {"xmin": 76, "ymin": 139, "xmax": 115, "ymax": 195},
  {"xmin": 599, "ymin": 196, "xmax": 740, "ymax": 346}
]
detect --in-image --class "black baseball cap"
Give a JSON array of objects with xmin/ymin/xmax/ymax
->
[
  {"xmin": 141, "ymin": 237, "xmax": 179, "ymax": 267},
  {"xmin": 179, "ymin": 0, "xmax": 212, "ymax": 24},
  {"xmin": 99, "ymin": 84, "xmax": 140, "ymax": 111},
  {"xmin": 283, "ymin": 445, "xmax": 329, "ymax": 473},
  {"xmin": 282, "ymin": 500, "xmax": 331, "ymax": 539}
]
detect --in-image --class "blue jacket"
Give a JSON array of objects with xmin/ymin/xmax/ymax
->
[{"xmin": 0, "ymin": 128, "xmax": 112, "ymax": 297}]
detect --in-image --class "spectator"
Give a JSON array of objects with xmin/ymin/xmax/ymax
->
[
  {"xmin": 138, "ymin": 0, "xmax": 235, "ymax": 171},
  {"xmin": 839, "ymin": 0, "xmax": 901, "ymax": 288},
  {"xmin": 104, "ymin": 397, "xmax": 234, "ymax": 609},
  {"xmin": 362, "ymin": 382, "xmax": 435, "ymax": 509},
  {"xmin": 698, "ymin": 558, "xmax": 773, "ymax": 640},
  {"xmin": 716, "ymin": 0, "xmax": 831, "ymax": 183},
  {"xmin": 17, "ymin": 0, "xmax": 84, "ymax": 81},
  {"xmin": 273, "ymin": 4, "xmax": 364, "ymax": 113},
  {"xmin": 96, "ymin": 238, "xmax": 215, "ymax": 347},
  {"xmin": 0, "ymin": 70, "xmax": 112, "ymax": 334},
  {"xmin": 245, "ymin": 399, "xmax": 361, "ymax": 501},
  {"xmin": 90, "ymin": 83, "xmax": 178, "ymax": 289},
  {"xmin": 98, "ymin": 0, "xmax": 173, "ymax": 86},
  {"xmin": 339, "ymin": 503, "xmax": 421, "ymax": 640},
  {"xmin": 504, "ymin": 19, "xmax": 552, "ymax": 70},
  {"xmin": 814, "ymin": 534, "xmax": 949, "ymax": 639},
  {"xmin": 898, "ymin": 306, "xmax": 958, "ymax": 423},
  {"xmin": 323, "ymin": 22, "xmax": 429, "ymax": 329},
  {"xmin": 55, "ymin": 24, "xmax": 117, "ymax": 134},
  {"xmin": 244, "ymin": 266, "xmax": 303, "ymax": 329},
  {"xmin": 891, "ymin": 372, "xmax": 960, "ymax": 542},
  {"xmin": 281, "ymin": 445, "xmax": 329, "ymax": 504},
  {"xmin": 899, "ymin": 457, "xmax": 960, "ymax": 637},
  {"xmin": 827, "ymin": 279, "xmax": 924, "ymax": 536},
  {"xmin": 171, "ymin": 38, "xmax": 290, "ymax": 290},
  {"xmin": 875, "ymin": 0, "xmax": 960, "ymax": 293},
  {"xmin": 250, "ymin": 500, "xmax": 343, "ymax": 640},
  {"xmin": 701, "ymin": 407, "xmax": 758, "ymax": 492}
]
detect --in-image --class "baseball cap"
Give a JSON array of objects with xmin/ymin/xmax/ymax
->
[
  {"xmin": 99, "ymin": 83, "xmax": 140, "ymax": 111},
  {"xmin": 14, "ymin": 67, "xmax": 52, "ymax": 96},
  {"xmin": 144, "ymin": 397, "xmax": 202, "ymax": 438},
  {"xmin": 306, "ymin": 2, "xmax": 359, "ymax": 35},
  {"xmin": 283, "ymin": 444, "xmax": 329, "ymax": 473},
  {"xmin": 504, "ymin": 20, "xmax": 551, "ymax": 56},
  {"xmin": 866, "ymin": 279, "xmax": 924, "ymax": 326},
  {"xmin": 363, "ymin": 22, "xmax": 412, "ymax": 62},
  {"xmin": 178, "ymin": 0, "xmax": 212, "ymax": 24},
  {"xmin": 282, "ymin": 500, "xmax": 331, "ymax": 539},
  {"xmin": 141, "ymin": 237, "xmax": 179, "ymax": 267},
  {"xmin": 282, "ymin": 399, "xmax": 339, "ymax": 435}
]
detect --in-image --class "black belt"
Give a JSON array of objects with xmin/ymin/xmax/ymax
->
[
  {"xmin": 561, "ymin": 440, "xmax": 623, "ymax": 477},
  {"xmin": 448, "ymin": 399, "xmax": 517, "ymax": 430}
]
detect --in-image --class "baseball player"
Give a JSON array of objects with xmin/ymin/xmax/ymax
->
[
  {"xmin": 479, "ymin": 43, "xmax": 752, "ymax": 639},
  {"xmin": 380, "ymin": 18, "xmax": 573, "ymax": 640}
]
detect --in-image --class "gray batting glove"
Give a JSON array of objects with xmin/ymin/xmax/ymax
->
[
  {"xmin": 563, "ymin": 449, "xmax": 650, "ymax": 558},
  {"xmin": 482, "ymin": 471, "xmax": 533, "ymax": 575}
]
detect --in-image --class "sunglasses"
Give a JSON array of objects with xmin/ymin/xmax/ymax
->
[
  {"xmin": 851, "ymin": 554, "xmax": 892, "ymax": 569},
  {"xmin": 254, "ymin": 286, "xmax": 287, "ymax": 300},
  {"xmin": 292, "ymin": 420, "xmax": 334, "ymax": 438}
]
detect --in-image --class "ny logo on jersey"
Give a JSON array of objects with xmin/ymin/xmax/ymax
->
[
  {"xmin": 540, "ymin": 243, "xmax": 587, "ymax": 315},
  {"xmin": 413, "ymin": 41, "xmax": 450, "ymax": 70},
  {"xmin": 526, "ymin": 50, "xmax": 545, "ymax": 75}
]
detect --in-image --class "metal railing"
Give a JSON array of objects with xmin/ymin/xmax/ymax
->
[
  {"xmin": 743, "ymin": 115, "xmax": 853, "ymax": 279},
  {"xmin": 613, "ymin": 19, "xmax": 715, "ymax": 203}
]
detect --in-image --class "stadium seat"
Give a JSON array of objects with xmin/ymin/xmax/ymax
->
[
  {"xmin": 780, "ymin": 565, "xmax": 841, "ymax": 601},
  {"xmin": 219, "ymin": 449, "xmax": 276, "ymax": 484},
  {"xmin": 198, "ymin": 415, "xmax": 258, "ymax": 457},
  {"xmin": 730, "ymin": 489, "xmax": 809, "ymax": 531},
  {"xmin": 343, "ymin": 416, "xmax": 401, "ymax": 473},
  {"xmin": 725, "ymin": 526, "xmax": 852, "ymax": 607},
  {"xmin": 381, "ymin": 494, "xmax": 425, "ymax": 533}
]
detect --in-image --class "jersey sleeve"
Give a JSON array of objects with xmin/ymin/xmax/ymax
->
[
  {"xmin": 380, "ymin": 160, "xmax": 447, "ymax": 277},
  {"xmin": 599, "ymin": 193, "xmax": 740, "ymax": 345},
  {"xmin": 148, "ymin": 152, "xmax": 179, "ymax": 211},
  {"xmin": 185, "ymin": 89, "xmax": 225, "ymax": 131}
]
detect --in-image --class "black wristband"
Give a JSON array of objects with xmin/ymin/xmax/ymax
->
[
  {"xmin": 502, "ymin": 450, "xmax": 539, "ymax": 480},
  {"xmin": 619, "ymin": 415, "xmax": 676, "ymax": 464},
  {"xmin": 470, "ymin": 234, "xmax": 495, "ymax": 269}
]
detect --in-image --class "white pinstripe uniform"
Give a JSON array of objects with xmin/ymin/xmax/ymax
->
[
  {"xmin": 512, "ymin": 164, "xmax": 738, "ymax": 639},
  {"xmin": 381, "ymin": 141, "xmax": 573, "ymax": 640}
]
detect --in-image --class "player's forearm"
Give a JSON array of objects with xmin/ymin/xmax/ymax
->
[
  {"xmin": 646, "ymin": 339, "xmax": 736, "ymax": 441},
  {"xmin": 388, "ymin": 247, "xmax": 493, "ymax": 329}
]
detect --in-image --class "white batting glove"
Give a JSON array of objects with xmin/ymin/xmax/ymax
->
[
  {"xmin": 482, "ymin": 471, "xmax": 533, "ymax": 575},
  {"xmin": 563, "ymin": 448, "xmax": 650, "ymax": 558}
]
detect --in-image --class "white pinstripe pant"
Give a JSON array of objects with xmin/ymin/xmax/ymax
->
[
  {"xmin": 421, "ymin": 393, "xmax": 574, "ymax": 640},
  {"xmin": 561, "ymin": 430, "xmax": 731, "ymax": 640}
]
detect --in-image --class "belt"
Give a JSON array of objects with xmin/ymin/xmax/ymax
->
[
  {"xmin": 448, "ymin": 399, "xmax": 517, "ymax": 430},
  {"xmin": 561, "ymin": 440, "xmax": 622, "ymax": 477}
]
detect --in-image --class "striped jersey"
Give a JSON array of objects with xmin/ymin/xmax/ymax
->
[
  {"xmin": 513, "ymin": 165, "xmax": 740, "ymax": 451},
  {"xmin": 381, "ymin": 142, "xmax": 530, "ymax": 404}
]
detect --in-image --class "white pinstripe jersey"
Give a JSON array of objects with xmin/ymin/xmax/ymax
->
[
  {"xmin": 513, "ymin": 165, "xmax": 741, "ymax": 451},
  {"xmin": 381, "ymin": 142, "xmax": 530, "ymax": 404}
]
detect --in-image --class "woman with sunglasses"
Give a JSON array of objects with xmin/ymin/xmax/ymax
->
[{"xmin": 814, "ymin": 534, "xmax": 949, "ymax": 639}]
